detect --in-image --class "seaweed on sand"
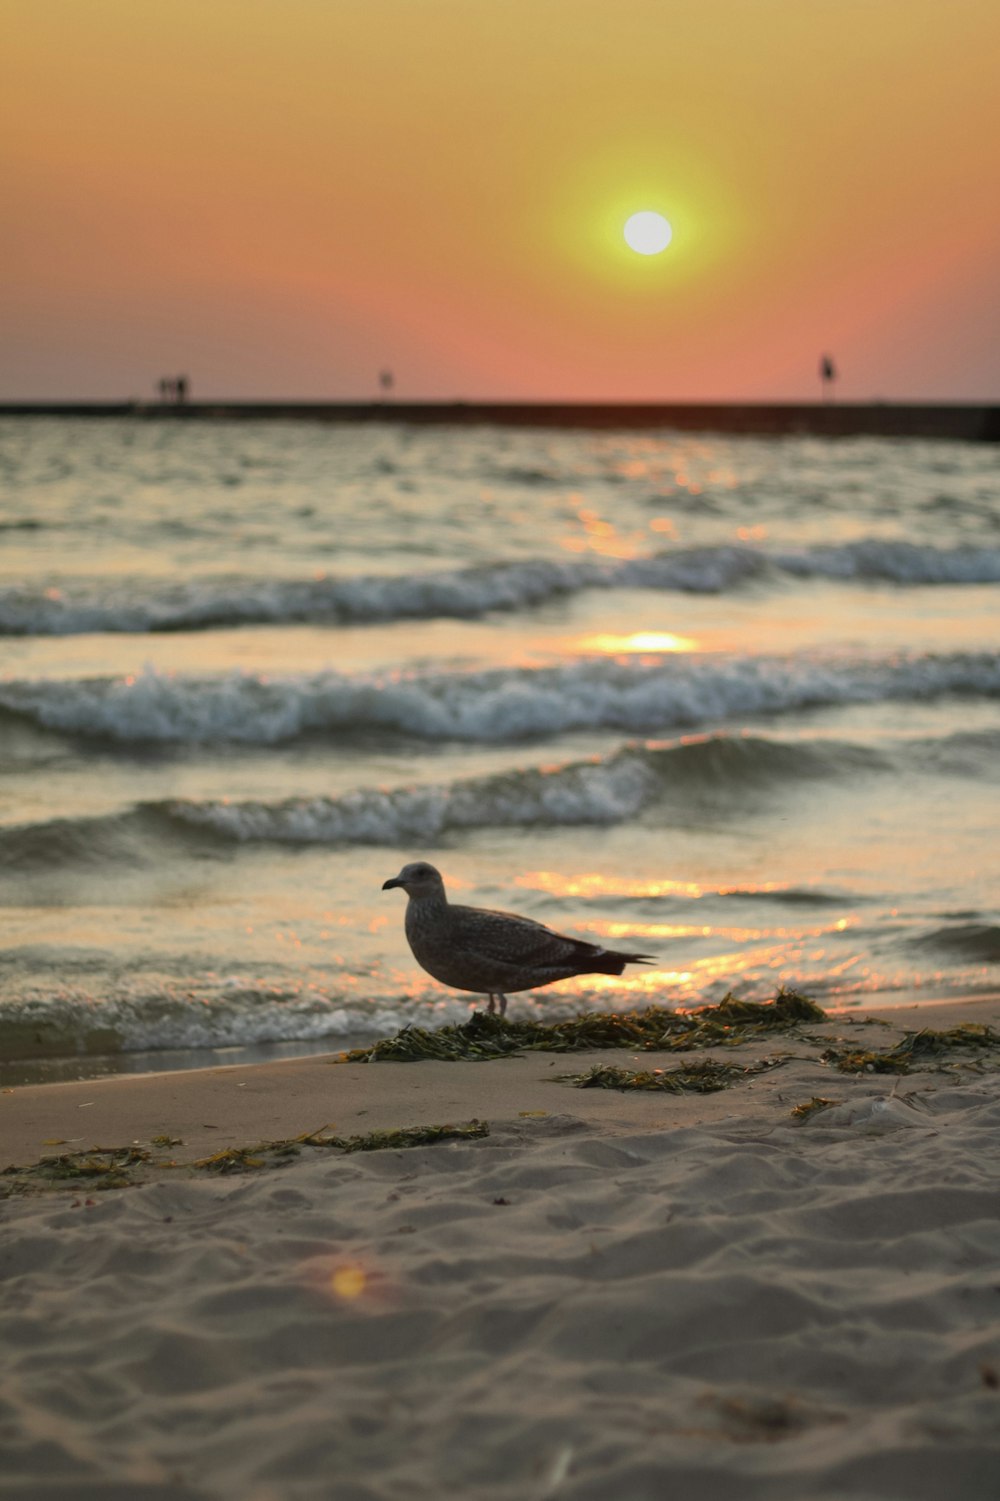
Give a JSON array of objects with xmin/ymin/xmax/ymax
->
[
  {"xmin": 2, "ymin": 1121, "xmax": 491, "ymax": 1193},
  {"xmin": 790, "ymin": 1096, "xmax": 841, "ymax": 1120},
  {"xmin": 341, "ymin": 990, "xmax": 826, "ymax": 1064},
  {"xmin": 2, "ymin": 1146, "xmax": 152, "ymax": 1192},
  {"xmin": 563, "ymin": 1056, "xmax": 787, "ymax": 1093},
  {"xmin": 823, "ymin": 1023, "xmax": 1000, "ymax": 1075},
  {"xmin": 821, "ymin": 1047, "xmax": 912, "ymax": 1076},
  {"xmin": 192, "ymin": 1119, "xmax": 490, "ymax": 1172}
]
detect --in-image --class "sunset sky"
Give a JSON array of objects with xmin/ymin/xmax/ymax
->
[{"xmin": 3, "ymin": 0, "xmax": 999, "ymax": 401}]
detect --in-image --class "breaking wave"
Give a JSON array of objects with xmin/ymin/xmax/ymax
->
[
  {"xmin": 0, "ymin": 978, "xmax": 413, "ymax": 1061},
  {"xmin": 1, "ymin": 539, "xmax": 998, "ymax": 634},
  {"xmin": 156, "ymin": 735, "xmax": 888, "ymax": 846},
  {"xmin": 5, "ymin": 728, "xmax": 991, "ymax": 869},
  {"xmin": 1, "ymin": 650, "xmax": 998, "ymax": 747}
]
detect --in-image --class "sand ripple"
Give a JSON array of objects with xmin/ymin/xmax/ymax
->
[{"xmin": 3, "ymin": 1080, "xmax": 1000, "ymax": 1498}]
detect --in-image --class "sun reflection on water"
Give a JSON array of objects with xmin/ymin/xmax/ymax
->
[
  {"xmin": 517, "ymin": 870, "xmax": 707, "ymax": 901},
  {"xmin": 577, "ymin": 630, "xmax": 699, "ymax": 655},
  {"xmin": 518, "ymin": 870, "xmax": 839, "ymax": 906}
]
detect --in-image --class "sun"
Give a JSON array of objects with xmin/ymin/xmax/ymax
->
[{"xmin": 623, "ymin": 211, "xmax": 673, "ymax": 255}]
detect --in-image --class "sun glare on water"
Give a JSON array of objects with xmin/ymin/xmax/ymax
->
[
  {"xmin": 623, "ymin": 211, "xmax": 673, "ymax": 255},
  {"xmin": 580, "ymin": 630, "xmax": 697, "ymax": 655}
]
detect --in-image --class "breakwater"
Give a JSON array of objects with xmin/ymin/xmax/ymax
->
[{"xmin": 3, "ymin": 400, "xmax": 999, "ymax": 440}]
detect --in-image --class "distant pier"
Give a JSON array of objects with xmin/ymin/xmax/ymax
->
[{"xmin": 2, "ymin": 401, "xmax": 998, "ymax": 442}]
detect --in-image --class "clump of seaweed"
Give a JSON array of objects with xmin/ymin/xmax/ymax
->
[
  {"xmin": 891, "ymin": 1023, "xmax": 1000, "ymax": 1058},
  {"xmin": 564, "ymin": 1056, "xmax": 785, "ymax": 1093},
  {"xmin": 192, "ymin": 1119, "xmax": 491, "ymax": 1172},
  {"xmin": 822, "ymin": 1047, "xmax": 912, "ymax": 1075},
  {"xmin": 341, "ymin": 990, "xmax": 826, "ymax": 1064},
  {"xmin": 2, "ymin": 1121, "xmax": 491, "ymax": 1194},
  {"xmin": 193, "ymin": 1145, "xmax": 284, "ymax": 1173},
  {"xmin": 331, "ymin": 1121, "xmax": 490, "ymax": 1153},
  {"xmin": 790, "ymin": 1096, "xmax": 840, "ymax": 1120},
  {"xmin": 823, "ymin": 1023, "xmax": 1000, "ymax": 1075},
  {"xmin": 3, "ymin": 1146, "xmax": 152, "ymax": 1191}
]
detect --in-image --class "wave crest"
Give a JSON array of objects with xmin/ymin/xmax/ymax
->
[
  {"xmin": 2, "ymin": 539, "xmax": 997, "ymax": 635},
  {"xmin": 0, "ymin": 733, "xmax": 910, "ymax": 865},
  {"xmin": 1, "ymin": 651, "xmax": 997, "ymax": 746}
]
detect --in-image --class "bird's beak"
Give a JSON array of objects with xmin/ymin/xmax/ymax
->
[{"xmin": 381, "ymin": 877, "xmax": 401, "ymax": 891}]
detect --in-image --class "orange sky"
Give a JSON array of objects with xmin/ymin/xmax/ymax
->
[{"xmin": 3, "ymin": 0, "xmax": 999, "ymax": 400}]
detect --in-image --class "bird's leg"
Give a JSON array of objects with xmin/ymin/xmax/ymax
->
[
  {"xmin": 497, "ymin": 993, "xmax": 508, "ymax": 1017},
  {"xmin": 486, "ymin": 994, "xmax": 497, "ymax": 1015}
]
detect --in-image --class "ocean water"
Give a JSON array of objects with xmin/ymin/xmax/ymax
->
[{"xmin": 1, "ymin": 416, "xmax": 998, "ymax": 1082}]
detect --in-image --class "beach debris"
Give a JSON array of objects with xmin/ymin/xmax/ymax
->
[
  {"xmin": 564, "ymin": 1056, "xmax": 786, "ymax": 1093},
  {"xmin": 193, "ymin": 1146, "xmax": 277, "ymax": 1173},
  {"xmin": 822, "ymin": 1046, "xmax": 911, "ymax": 1075},
  {"xmin": 326, "ymin": 1120, "xmax": 490, "ymax": 1153},
  {"xmin": 822, "ymin": 1023, "xmax": 1000, "ymax": 1075},
  {"xmin": 790, "ymin": 1096, "xmax": 841, "ymax": 1120},
  {"xmin": 192, "ymin": 1119, "xmax": 490, "ymax": 1171},
  {"xmin": 341, "ymin": 990, "xmax": 827, "ymax": 1063},
  {"xmin": 2, "ymin": 1121, "xmax": 490, "ymax": 1194},
  {"xmin": 891, "ymin": 1023, "xmax": 1000, "ymax": 1057},
  {"xmin": 3, "ymin": 1145, "xmax": 153, "ymax": 1192},
  {"xmin": 381, "ymin": 860, "xmax": 654, "ymax": 1016}
]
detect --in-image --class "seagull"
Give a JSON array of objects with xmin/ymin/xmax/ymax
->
[{"xmin": 382, "ymin": 860, "xmax": 655, "ymax": 1016}]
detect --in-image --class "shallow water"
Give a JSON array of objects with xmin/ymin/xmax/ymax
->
[{"xmin": 1, "ymin": 417, "xmax": 998, "ymax": 1080}]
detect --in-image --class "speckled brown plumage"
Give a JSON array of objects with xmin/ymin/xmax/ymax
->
[{"xmin": 382, "ymin": 861, "xmax": 655, "ymax": 1015}]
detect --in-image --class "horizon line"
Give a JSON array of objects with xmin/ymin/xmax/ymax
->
[{"xmin": 1, "ymin": 397, "xmax": 997, "ymax": 443}]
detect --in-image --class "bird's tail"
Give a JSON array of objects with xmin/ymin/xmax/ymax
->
[{"xmin": 589, "ymin": 948, "xmax": 657, "ymax": 976}]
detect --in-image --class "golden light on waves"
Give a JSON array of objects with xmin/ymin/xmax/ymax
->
[
  {"xmin": 578, "ymin": 631, "xmax": 699, "ymax": 655},
  {"xmin": 517, "ymin": 870, "xmax": 706, "ymax": 900}
]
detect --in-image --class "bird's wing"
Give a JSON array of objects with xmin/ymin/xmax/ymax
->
[{"xmin": 448, "ymin": 904, "xmax": 585, "ymax": 969}]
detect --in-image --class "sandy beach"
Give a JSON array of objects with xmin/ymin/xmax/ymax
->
[{"xmin": 3, "ymin": 996, "xmax": 1000, "ymax": 1499}]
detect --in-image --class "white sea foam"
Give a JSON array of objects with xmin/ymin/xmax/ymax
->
[
  {"xmin": 1, "ymin": 540, "xmax": 998, "ymax": 634},
  {"xmin": 8, "ymin": 729, "xmax": 991, "ymax": 869},
  {"xmin": 773, "ymin": 538, "xmax": 1000, "ymax": 584},
  {"xmin": 0, "ymin": 981, "xmax": 417, "ymax": 1055},
  {"xmin": 159, "ymin": 735, "xmax": 895, "ymax": 846},
  {"xmin": 2, "ymin": 650, "xmax": 998, "ymax": 746},
  {"xmin": 162, "ymin": 752, "xmax": 659, "ymax": 844}
]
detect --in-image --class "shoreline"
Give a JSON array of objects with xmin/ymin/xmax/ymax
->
[
  {"xmin": 4, "ymin": 994, "xmax": 999, "ymax": 1176},
  {"xmin": 7, "ymin": 986, "xmax": 1000, "ymax": 1092},
  {"xmin": 2, "ymin": 398, "xmax": 999, "ymax": 441}
]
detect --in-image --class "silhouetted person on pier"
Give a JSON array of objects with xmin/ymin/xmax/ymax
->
[
  {"xmin": 155, "ymin": 376, "xmax": 189, "ymax": 403},
  {"xmin": 819, "ymin": 354, "xmax": 838, "ymax": 402},
  {"xmin": 378, "ymin": 369, "xmax": 394, "ymax": 399}
]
